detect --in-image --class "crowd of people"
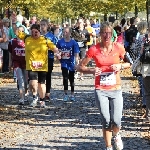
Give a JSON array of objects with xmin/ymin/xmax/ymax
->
[{"xmin": 0, "ymin": 12, "xmax": 150, "ymax": 150}]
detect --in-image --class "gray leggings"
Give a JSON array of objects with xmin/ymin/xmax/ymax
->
[
  {"xmin": 95, "ymin": 89, "xmax": 123, "ymax": 129},
  {"xmin": 14, "ymin": 67, "xmax": 28, "ymax": 90},
  {"xmin": 143, "ymin": 76, "xmax": 150, "ymax": 121}
]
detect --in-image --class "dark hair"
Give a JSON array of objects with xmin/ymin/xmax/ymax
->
[
  {"xmin": 40, "ymin": 19, "xmax": 49, "ymax": 25},
  {"xmin": 31, "ymin": 24, "xmax": 40, "ymax": 32},
  {"xmin": 22, "ymin": 21, "xmax": 26, "ymax": 27},
  {"xmin": 130, "ymin": 17, "xmax": 136, "ymax": 25},
  {"xmin": 50, "ymin": 26, "xmax": 59, "ymax": 34},
  {"xmin": 120, "ymin": 18, "xmax": 126, "ymax": 27}
]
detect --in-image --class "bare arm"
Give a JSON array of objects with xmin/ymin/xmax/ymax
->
[
  {"xmin": 0, "ymin": 29, "xmax": 7, "ymax": 42},
  {"xmin": 74, "ymin": 53, "xmax": 79, "ymax": 65},
  {"xmin": 76, "ymin": 56, "xmax": 95, "ymax": 74}
]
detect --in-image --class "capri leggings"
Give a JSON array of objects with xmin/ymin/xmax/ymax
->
[
  {"xmin": 14, "ymin": 67, "xmax": 28, "ymax": 90},
  {"xmin": 62, "ymin": 67, "xmax": 75, "ymax": 92},
  {"xmin": 28, "ymin": 70, "xmax": 47, "ymax": 84},
  {"xmin": 95, "ymin": 89, "xmax": 123, "ymax": 129}
]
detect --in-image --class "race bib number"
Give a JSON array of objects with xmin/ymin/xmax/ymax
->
[
  {"xmin": 15, "ymin": 49, "xmax": 25, "ymax": 56},
  {"xmin": 77, "ymin": 42, "xmax": 84, "ymax": 48},
  {"xmin": 32, "ymin": 61, "xmax": 43, "ymax": 69},
  {"xmin": 100, "ymin": 72, "xmax": 116, "ymax": 86},
  {"xmin": 61, "ymin": 51, "xmax": 70, "ymax": 59}
]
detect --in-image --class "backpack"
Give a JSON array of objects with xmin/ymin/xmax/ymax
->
[{"xmin": 140, "ymin": 34, "xmax": 150, "ymax": 64}]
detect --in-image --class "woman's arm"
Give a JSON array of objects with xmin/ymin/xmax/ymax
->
[
  {"xmin": 76, "ymin": 56, "xmax": 95, "ymax": 74},
  {"xmin": 0, "ymin": 29, "xmax": 7, "ymax": 42},
  {"xmin": 74, "ymin": 53, "xmax": 79, "ymax": 66}
]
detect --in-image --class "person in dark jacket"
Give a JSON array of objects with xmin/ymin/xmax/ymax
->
[
  {"xmin": 73, "ymin": 18, "xmax": 90, "ymax": 80},
  {"xmin": 125, "ymin": 17, "xmax": 138, "ymax": 56}
]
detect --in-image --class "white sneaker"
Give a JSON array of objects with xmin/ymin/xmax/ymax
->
[
  {"xmin": 74, "ymin": 73, "xmax": 78, "ymax": 79},
  {"xmin": 30, "ymin": 97, "xmax": 38, "ymax": 107},
  {"xmin": 25, "ymin": 92, "xmax": 29, "ymax": 97},
  {"xmin": 113, "ymin": 133, "xmax": 123, "ymax": 150},
  {"xmin": 19, "ymin": 99, "xmax": 24, "ymax": 105}
]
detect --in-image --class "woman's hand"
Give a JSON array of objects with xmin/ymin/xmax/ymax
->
[
  {"xmin": 55, "ymin": 52, "xmax": 61, "ymax": 59},
  {"xmin": 110, "ymin": 64, "xmax": 122, "ymax": 72}
]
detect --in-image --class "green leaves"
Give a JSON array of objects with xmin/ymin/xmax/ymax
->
[{"xmin": 0, "ymin": 0, "xmax": 147, "ymax": 19}]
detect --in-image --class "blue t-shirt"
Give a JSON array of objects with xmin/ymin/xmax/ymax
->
[
  {"xmin": 57, "ymin": 38, "xmax": 80, "ymax": 71},
  {"xmin": 91, "ymin": 23, "xmax": 100, "ymax": 35},
  {"xmin": 45, "ymin": 32, "xmax": 58, "ymax": 59}
]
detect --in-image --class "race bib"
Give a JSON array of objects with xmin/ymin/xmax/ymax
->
[
  {"xmin": 100, "ymin": 72, "xmax": 116, "ymax": 86},
  {"xmin": 77, "ymin": 42, "xmax": 84, "ymax": 48},
  {"xmin": 15, "ymin": 49, "xmax": 25, "ymax": 56},
  {"xmin": 32, "ymin": 61, "xmax": 43, "ymax": 69},
  {"xmin": 61, "ymin": 51, "xmax": 70, "ymax": 59}
]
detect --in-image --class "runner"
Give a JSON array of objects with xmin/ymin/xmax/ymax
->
[
  {"xmin": 16, "ymin": 24, "xmax": 60, "ymax": 108},
  {"xmin": 85, "ymin": 19, "xmax": 96, "ymax": 67},
  {"xmin": 0, "ymin": 19, "xmax": 7, "ymax": 71},
  {"xmin": 8, "ymin": 25, "xmax": 28, "ymax": 105},
  {"xmin": 76, "ymin": 22, "xmax": 130, "ymax": 150},
  {"xmin": 73, "ymin": 18, "xmax": 90, "ymax": 80},
  {"xmin": 0, "ymin": 18, "xmax": 10, "ymax": 73},
  {"xmin": 85, "ymin": 19, "xmax": 96, "ymax": 47},
  {"xmin": 91, "ymin": 18, "xmax": 100, "ymax": 37},
  {"xmin": 40, "ymin": 19, "xmax": 58, "ymax": 101},
  {"xmin": 57, "ymin": 27, "xmax": 79, "ymax": 101},
  {"xmin": 113, "ymin": 20, "xmax": 124, "ymax": 45}
]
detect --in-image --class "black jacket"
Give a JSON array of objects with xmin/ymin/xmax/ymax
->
[
  {"xmin": 125, "ymin": 25, "xmax": 138, "ymax": 44},
  {"xmin": 72, "ymin": 27, "xmax": 90, "ymax": 49}
]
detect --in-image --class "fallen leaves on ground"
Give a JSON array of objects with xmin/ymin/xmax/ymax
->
[{"xmin": 0, "ymin": 73, "xmax": 14, "ymax": 84}]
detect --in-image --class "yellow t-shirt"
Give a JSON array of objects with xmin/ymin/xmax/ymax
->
[
  {"xmin": 18, "ymin": 32, "xmax": 56, "ymax": 71},
  {"xmin": 85, "ymin": 26, "xmax": 94, "ymax": 46}
]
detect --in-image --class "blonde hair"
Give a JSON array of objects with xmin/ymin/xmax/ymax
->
[
  {"xmin": 113, "ymin": 20, "xmax": 120, "ymax": 27},
  {"xmin": 137, "ymin": 21, "xmax": 147, "ymax": 34},
  {"xmin": 100, "ymin": 22, "xmax": 113, "ymax": 33}
]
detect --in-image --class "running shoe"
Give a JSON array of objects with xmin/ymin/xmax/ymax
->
[
  {"xmin": 74, "ymin": 72, "xmax": 79, "ymax": 79},
  {"xmin": 19, "ymin": 99, "xmax": 24, "ymax": 105},
  {"xmin": 24, "ymin": 92, "xmax": 29, "ymax": 102},
  {"xmin": 45, "ymin": 95, "xmax": 50, "ymax": 102},
  {"xmin": 40, "ymin": 101, "xmax": 46, "ymax": 108},
  {"xmin": 63, "ymin": 95, "xmax": 69, "ymax": 101},
  {"xmin": 70, "ymin": 95, "xmax": 75, "ymax": 101},
  {"xmin": 30, "ymin": 96, "xmax": 38, "ymax": 107},
  {"xmin": 113, "ymin": 133, "xmax": 123, "ymax": 150},
  {"xmin": 105, "ymin": 147, "xmax": 113, "ymax": 150}
]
